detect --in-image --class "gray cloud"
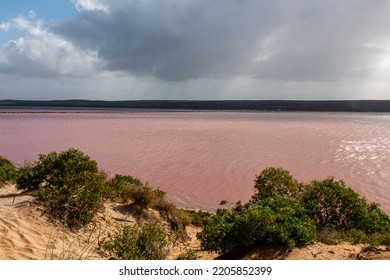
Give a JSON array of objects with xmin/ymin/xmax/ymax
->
[
  {"xmin": 52, "ymin": 0, "xmax": 390, "ymax": 82},
  {"xmin": 53, "ymin": 0, "xmax": 281, "ymax": 80},
  {"xmin": 1, "ymin": 0, "xmax": 390, "ymax": 100}
]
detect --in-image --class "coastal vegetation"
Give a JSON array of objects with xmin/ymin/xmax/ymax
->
[
  {"xmin": 100, "ymin": 221, "xmax": 169, "ymax": 260},
  {"xmin": 0, "ymin": 155, "xmax": 17, "ymax": 188},
  {"xmin": 16, "ymin": 149, "xmax": 107, "ymax": 228},
  {"xmin": 6, "ymin": 149, "xmax": 194, "ymax": 258},
  {"xmin": 197, "ymin": 167, "xmax": 390, "ymax": 255},
  {"xmin": 1, "ymin": 150, "xmax": 390, "ymax": 259}
]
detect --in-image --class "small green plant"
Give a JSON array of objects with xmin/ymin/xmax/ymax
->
[
  {"xmin": 167, "ymin": 209, "xmax": 192, "ymax": 241},
  {"xmin": 100, "ymin": 221, "xmax": 169, "ymax": 260},
  {"xmin": 16, "ymin": 148, "xmax": 107, "ymax": 228},
  {"xmin": 103, "ymin": 174, "xmax": 143, "ymax": 201},
  {"xmin": 123, "ymin": 183, "xmax": 156, "ymax": 208},
  {"xmin": 176, "ymin": 249, "xmax": 198, "ymax": 260},
  {"xmin": 0, "ymin": 155, "xmax": 17, "ymax": 187},
  {"xmin": 152, "ymin": 194, "xmax": 176, "ymax": 215},
  {"xmin": 184, "ymin": 210, "xmax": 212, "ymax": 227},
  {"xmin": 149, "ymin": 193, "xmax": 191, "ymax": 241},
  {"xmin": 104, "ymin": 176, "xmax": 192, "ymax": 239}
]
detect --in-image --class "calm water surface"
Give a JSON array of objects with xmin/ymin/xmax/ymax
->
[{"xmin": 1, "ymin": 111, "xmax": 390, "ymax": 213}]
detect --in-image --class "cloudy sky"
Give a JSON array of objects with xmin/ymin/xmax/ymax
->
[{"xmin": 1, "ymin": 0, "xmax": 390, "ymax": 100}]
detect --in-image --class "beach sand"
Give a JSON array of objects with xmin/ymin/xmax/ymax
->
[{"xmin": 1, "ymin": 183, "xmax": 389, "ymax": 260}]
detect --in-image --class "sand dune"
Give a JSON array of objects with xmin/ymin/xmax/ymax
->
[
  {"xmin": 0, "ymin": 184, "xmax": 108, "ymax": 260},
  {"xmin": 1, "ymin": 183, "xmax": 389, "ymax": 260}
]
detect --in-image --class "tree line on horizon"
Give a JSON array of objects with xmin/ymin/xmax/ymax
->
[{"xmin": 2, "ymin": 99, "xmax": 390, "ymax": 112}]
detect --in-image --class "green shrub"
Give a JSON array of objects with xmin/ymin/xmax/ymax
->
[
  {"xmin": 150, "ymin": 195, "xmax": 191, "ymax": 240},
  {"xmin": 303, "ymin": 177, "xmax": 390, "ymax": 233},
  {"xmin": 169, "ymin": 209, "xmax": 192, "ymax": 229},
  {"xmin": 104, "ymin": 176, "xmax": 191, "ymax": 238},
  {"xmin": 184, "ymin": 210, "xmax": 212, "ymax": 227},
  {"xmin": 196, "ymin": 209, "xmax": 234, "ymax": 253},
  {"xmin": 147, "ymin": 187, "xmax": 174, "ymax": 214},
  {"xmin": 16, "ymin": 148, "xmax": 106, "ymax": 227},
  {"xmin": 101, "ymin": 221, "xmax": 169, "ymax": 260},
  {"xmin": 103, "ymin": 174, "xmax": 143, "ymax": 201},
  {"xmin": 357, "ymin": 202, "xmax": 390, "ymax": 234},
  {"xmin": 123, "ymin": 183, "xmax": 156, "ymax": 208},
  {"xmin": 104, "ymin": 177, "xmax": 191, "ymax": 238},
  {"xmin": 198, "ymin": 196, "xmax": 316, "ymax": 254},
  {"xmin": 176, "ymin": 249, "xmax": 198, "ymax": 260},
  {"xmin": 0, "ymin": 155, "xmax": 17, "ymax": 187},
  {"xmin": 152, "ymin": 195, "xmax": 176, "ymax": 214},
  {"xmin": 103, "ymin": 175, "xmax": 171, "ymax": 213},
  {"xmin": 198, "ymin": 167, "xmax": 390, "ymax": 255},
  {"xmin": 251, "ymin": 167, "xmax": 304, "ymax": 202}
]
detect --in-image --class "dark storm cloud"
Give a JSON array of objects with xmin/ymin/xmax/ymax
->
[
  {"xmin": 52, "ymin": 0, "xmax": 390, "ymax": 82},
  {"xmin": 53, "ymin": 0, "xmax": 281, "ymax": 81}
]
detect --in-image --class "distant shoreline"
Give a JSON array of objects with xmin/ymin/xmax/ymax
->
[{"xmin": 1, "ymin": 99, "xmax": 390, "ymax": 112}]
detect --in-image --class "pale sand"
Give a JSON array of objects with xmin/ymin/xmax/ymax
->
[
  {"xmin": 0, "ymin": 184, "xmax": 108, "ymax": 259},
  {"xmin": 0, "ymin": 184, "xmax": 389, "ymax": 260}
]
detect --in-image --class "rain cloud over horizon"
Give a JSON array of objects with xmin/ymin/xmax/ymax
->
[{"xmin": 1, "ymin": 0, "xmax": 390, "ymax": 100}]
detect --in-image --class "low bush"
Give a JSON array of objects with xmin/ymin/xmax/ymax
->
[
  {"xmin": 198, "ymin": 196, "xmax": 316, "ymax": 254},
  {"xmin": 16, "ymin": 148, "xmax": 106, "ymax": 227},
  {"xmin": 251, "ymin": 167, "xmax": 305, "ymax": 202},
  {"xmin": 198, "ymin": 167, "xmax": 390, "ymax": 255},
  {"xmin": 184, "ymin": 210, "xmax": 212, "ymax": 227},
  {"xmin": 123, "ymin": 183, "xmax": 157, "ymax": 208},
  {"xmin": 152, "ymin": 194, "xmax": 176, "ymax": 214},
  {"xmin": 100, "ymin": 221, "xmax": 169, "ymax": 260},
  {"xmin": 303, "ymin": 177, "xmax": 390, "ymax": 233},
  {"xmin": 0, "ymin": 155, "xmax": 17, "ymax": 187},
  {"xmin": 148, "ymin": 191, "xmax": 191, "ymax": 240},
  {"xmin": 102, "ymin": 174, "xmax": 142, "ymax": 201},
  {"xmin": 168, "ymin": 209, "xmax": 192, "ymax": 230},
  {"xmin": 104, "ymin": 176, "xmax": 192, "ymax": 238},
  {"xmin": 176, "ymin": 249, "xmax": 198, "ymax": 260}
]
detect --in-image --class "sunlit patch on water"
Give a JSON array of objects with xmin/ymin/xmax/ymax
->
[
  {"xmin": 334, "ymin": 135, "xmax": 390, "ymax": 212},
  {"xmin": 335, "ymin": 138, "xmax": 390, "ymax": 162}
]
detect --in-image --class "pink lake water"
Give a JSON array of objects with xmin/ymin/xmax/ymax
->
[{"xmin": 1, "ymin": 110, "xmax": 390, "ymax": 213}]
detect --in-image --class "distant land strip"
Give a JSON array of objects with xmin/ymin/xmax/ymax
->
[{"xmin": 1, "ymin": 99, "xmax": 390, "ymax": 112}]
